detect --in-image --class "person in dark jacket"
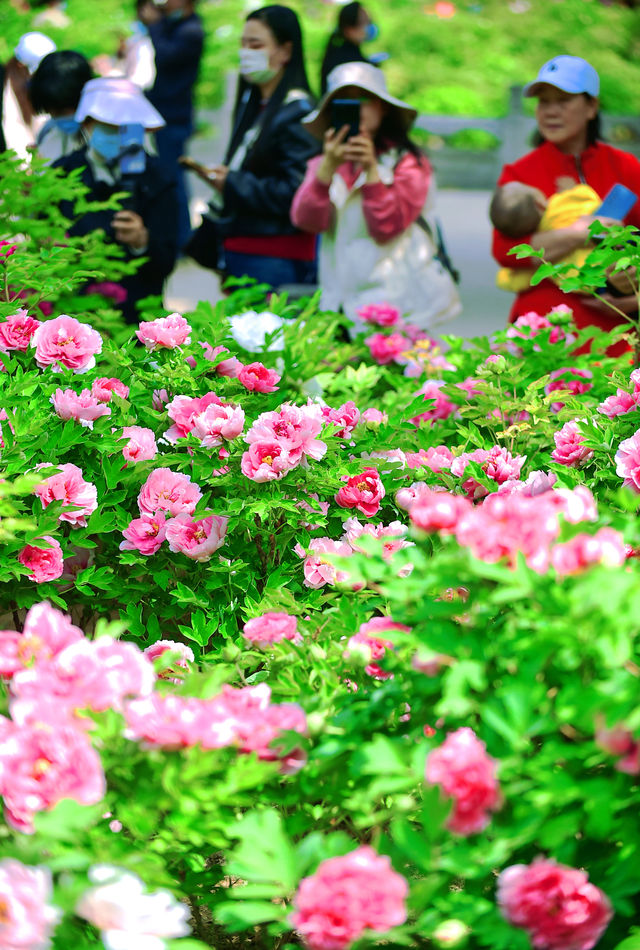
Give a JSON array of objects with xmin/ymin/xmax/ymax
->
[
  {"xmin": 146, "ymin": 0, "xmax": 204, "ymax": 250},
  {"xmin": 187, "ymin": 4, "xmax": 318, "ymax": 288},
  {"xmin": 30, "ymin": 50, "xmax": 92, "ymax": 163},
  {"xmin": 54, "ymin": 77, "xmax": 178, "ymax": 324},
  {"xmin": 319, "ymin": 2, "xmax": 377, "ymax": 96}
]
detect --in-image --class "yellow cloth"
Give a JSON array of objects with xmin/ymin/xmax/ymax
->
[{"xmin": 496, "ymin": 184, "xmax": 601, "ymax": 292}]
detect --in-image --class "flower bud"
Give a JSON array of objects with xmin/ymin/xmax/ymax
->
[
  {"xmin": 433, "ymin": 919, "xmax": 470, "ymax": 947},
  {"xmin": 222, "ymin": 642, "xmax": 242, "ymax": 661}
]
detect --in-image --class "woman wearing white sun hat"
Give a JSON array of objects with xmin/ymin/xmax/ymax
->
[
  {"xmin": 291, "ymin": 61, "xmax": 461, "ymax": 336},
  {"xmin": 53, "ymin": 77, "xmax": 179, "ymax": 323},
  {"xmin": 1, "ymin": 32, "xmax": 56, "ymax": 159},
  {"xmin": 492, "ymin": 55, "xmax": 640, "ymax": 354}
]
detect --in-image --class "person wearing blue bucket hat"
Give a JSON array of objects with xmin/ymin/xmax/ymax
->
[{"xmin": 491, "ymin": 55, "xmax": 640, "ymax": 355}]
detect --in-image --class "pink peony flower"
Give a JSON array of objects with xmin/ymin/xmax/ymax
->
[
  {"xmin": 242, "ymin": 612, "xmax": 302, "ymax": 649},
  {"xmin": 342, "ymin": 518, "xmax": 413, "ymax": 563},
  {"xmin": 406, "ymin": 445, "xmax": 454, "ymax": 473},
  {"xmin": 120, "ymin": 512, "xmax": 167, "ymax": 556},
  {"xmin": 346, "ymin": 626, "xmax": 395, "ymax": 680},
  {"xmin": 290, "ymin": 846, "xmax": 408, "ymax": 950},
  {"xmin": 546, "ymin": 367, "xmax": 593, "ymax": 411},
  {"xmin": 0, "ymin": 308, "xmax": 41, "ymax": 351},
  {"xmin": 507, "ymin": 310, "xmax": 570, "ymax": 344},
  {"xmin": 615, "ymin": 429, "xmax": 640, "ymax": 492},
  {"xmin": 18, "ymin": 536, "xmax": 64, "ymax": 583},
  {"xmin": 143, "ymin": 640, "xmax": 194, "ymax": 682},
  {"xmin": 356, "ymin": 303, "xmax": 401, "ymax": 327},
  {"xmin": 597, "ymin": 388, "xmax": 639, "ymax": 418},
  {"xmin": 410, "ymin": 490, "xmax": 472, "ymax": 534},
  {"xmin": 322, "ymin": 401, "xmax": 360, "ymax": 439},
  {"xmin": 0, "ymin": 241, "xmax": 17, "ymax": 259},
  {"xmin": 137, "ymin": 468, "xmax": 202, "ymax": 517},
  {"xmin": 51, "ymin": 387, "xmax": 111, "ymax": 428},
  {"xmin": 237, "ymin": 362, "xmax": 281, "ymax": 393},
  {"xmin": 31, "ymin": 315, "xmax": 102, "ymax": 373},
  {"xmin": 295, "ymin": 538, "xmax": 354, "ymax": 588},
  {"xmin": 136, "ymin": 312, "xmax": 192, "ymax": 350},
  {"xmin": 165, "ymin": 513, "xmax": 228, "ymax": 562},
  {"xmin": 451, "ymin": 446, "xmax": 526, "ymax": 499},
  {"xmin": 34, "ymin": 463, "xmax": 98, "ymax": 527},
  {"xmin": 202, "ymin": 343, "xmax": 244, "ymax": 377},
  {"xmin": 551, "ymin": 420, "xmax": 593, "ymax": 468},
  {"xmin": 241, "ymin": 440, "xmax": 299, "ymax": 482},
  {"xmin": 595, "ymin": 721, "xmax": 640, "ymax": 775},
  {"xmin": 164, "ymin": 391, "xmax": 222, "ymax": 443},
  {"xmin": 120, "ymin": 426, "xmax": 158, "ymax": 463},
  {"xmin": 361, "ymin": 407, "xmax": 388, "ymax": 426},
  {"xmin": 11, "ymin": 636, "xmax": 155, "ymax": 716},
  {"xmin": 0, "ymin": 858, "xmax": 60, "ymax": 945},
  {"xmin": 551, "ymin": 484, "xmax": 597, "ymax": 523},
  {"xmin": 410, "ymin": 380, "xmax": 457, "ymax": 426},
  {"xmin": 247, "ymin": 403, "xmax": 326, "ymax": 461},
  {"xmin": 551, "ymin": 527, "xmax": 626, "ymax": 576},
  {"xmin": 335, "ymin": 468, "xmax": 385, "ymax": 517},
  {"xmin": 152, "ymin": 388, "xmax": 170, "ymax": 411},
  {"xmin": 296, "ymin": 493, "xmax": 330, "ymax": 529},
  {"xmin": 91, "ymin": 377, "xmax": 130, "ymax": 402},
  {"xmin": 497, "ymin": 857, "xmax": 612, "ymax": 950},
  {"xmin": 365, "ymin": 331, "xmax": 411, "ymax": 365},
  {"xmin": 76, "ymin": 865, "xmax": 191, "ymax": 946},
  {"xmin": 0, "ymin": 601, "xmax": 83, "ymax": 679},
  {"xmin": 190, "ymin": 402, "xmax": 245, "ymax": 447},
  {"xmin": 0, "ymin": 719, "xmax": 106, "ymax": 833},
  {"xmin": 425, "ymin": 727, "xmax": 501, "ymax": 835}
]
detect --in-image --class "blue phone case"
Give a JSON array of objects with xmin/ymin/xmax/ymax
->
[{"xmin": 596, "ymin": 184, "xmax": 637, "ymax": 221}]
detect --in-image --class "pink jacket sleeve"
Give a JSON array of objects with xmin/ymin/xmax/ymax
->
[
  {"xmin": 290, "ymin": 155, "xmax": 334, "ymax": 234},
  {"xmin": 362, "ymin": 152, "xmax": 432, "ymax": 244}
]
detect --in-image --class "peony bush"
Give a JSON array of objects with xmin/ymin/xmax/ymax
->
[{"xmin": 0, "ymin": 158, "xmax": 639, "ymax": 949}]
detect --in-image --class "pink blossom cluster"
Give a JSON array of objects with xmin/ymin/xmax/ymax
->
[
  {"xmin": 144, "ymin": 639, "xmax": 194, "ymax": 682},
  {"xmin": 615, "ymin": 429, "xmax": 640, "ymax": 492},
  {"xmin": 545, "ymin": 366, "xmax": 593, "ymax": 411},
  {"xmin": 31, "ymin": 314, "xmax": 103, "ymax": 373},
  {"xmin": 237, "ymin": 361, "xmax": 281, "ymax": 393},
  {"xmin": 597, "ymin": 369, "xmax": 640, "ymax": 418},
  {"xmin": 335, "ymin": 467, "xmax": 385, "ymax": 517},
  {"xmin": 342, "ymin": 517, "xmax": 413, "ymax": 561},
  {"xmin": 497, "ymin": 857, "xmax": 612, "ymax": 950},
  {"xmin": 121, "ymin": 468, "xmax": 227, "ymax": 561},
  {"xmin": 551, "ymin": 420, "xmax": 593, "ymax": 467},
  {"xmin": 595, "ymin": 720, "xmax": 640, "ymax": 775},
  {"xmin": 120, "ymin": 425, "xmax": 158, "ymax": 462},
  {"xmin": 242, "ymin": 403, "xmax": 326, "ymax": 482},
  {"xmin": 0, "ymin": 858, "xmax": 60, "ymax": 946},
  {"xmin": 0, "ymin": 240, "xmax": 17, "ymax": 259},
  {"xmin": 425, "ymin": 727, "xmax": 501, "ymax": 835},
  {"xmin": 124, "ymin": 682, "xmax": 307, "ymax": 773},
  {"xmin": 410, "ymin": 379, "xmax": 457, "ymax": 426},
  {"xmin": 51, "ymin": 387, "xmax": 111, "ymax": 428},
  {"xmin": 365, "ymin": 330, "xmax": 412, "ymax": 365},
  {"xmin": 450, "ymin": 445, "xmax": 526, "ymax": 498},
  {"xmin": 290, "ymin": 846, "xmax": 408, "ymax": 950},
  {"xmin": 346, "ymin": 617, "xmax": 409, "ymax": 679},
  {"xmin": 92, "ymin": 376, "xmax": 130, "ymax": 402},
  {"xmin": 165, "ymin": 391, "xmax": 224, "ymax": 443},
  {"xmin": 356, "ymin": 303, "xmax": 401, "ymax": 327},
  {"xmin": 136, "ymin": 312, "xmax": 192, "ymax": 350},
  {"xmin": 551, "ymin": 528, "xmax": 626, "ymax": 576},
  {"xmin": 18, "ymin": 535, "xmax": 64, "ymax": 583},
  {"xmin": 295, "ymin": 538, "xmax": 355, "ymax": 589},
  {"xmin": 34, "ymin": 462, "xmax": 98, "ymax": 527},
  {"xmin": 242, "ymin": 612, "xmax": 302, "ymax": 649},
  {"xmin": 0, "ymin": 308, "xmax": 41, "ymax": 351},
  {"xmin": 322, "ymin": 400, "xmax": 360, "ymax": 438},
  {"xmin": 506, "ymin": 310, "xmax": 572, "ymax": 346}
]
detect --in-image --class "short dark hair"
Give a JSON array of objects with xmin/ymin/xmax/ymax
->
[
  {"xmin": 338, "ymin": 2, "xmax": 365, "ymax": 32},
  {"xmin": 29, "ymin": 50, "xmax": 93, "ymax": 115}
]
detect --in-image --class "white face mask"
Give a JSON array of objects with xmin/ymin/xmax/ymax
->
[{"xmin": 239, "ymin": 47, "xmax": 278, "ymax": 85}]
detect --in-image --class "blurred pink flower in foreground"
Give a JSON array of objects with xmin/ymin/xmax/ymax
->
[
  {"xmin": 0, "ymin": 859, "xmax": 60, "ymax": 946},
  {"xmin": 243, "ymin": 612, "xmax": 302, "ymax": 649},
  {"xmin": 356, "ymin": 303, "xmax": 401, "ymax": 327},
  {"xmin": 290, "ymin": 846, "xmax": 408, "ymax": 950},
  {"xmin": 425, "ymin": 727, "xmax": 500, "ymax": 835},
  {"xmin": 497, "ymin": 857, "xmax": 612, "ymax": 950},
  {"xmin": 551, "ymin": 528, "xmax": 626, "ymax": 576}
]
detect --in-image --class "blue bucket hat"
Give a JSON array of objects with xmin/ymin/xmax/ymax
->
[{"xmin": 523, "ymin": 56, "xmax": 600, "ymax": 98}]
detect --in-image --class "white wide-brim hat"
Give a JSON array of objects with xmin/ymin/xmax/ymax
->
[
  {"xmin": 523, "ymin": 55, "xmax": 600, "ymax": 98},
  {"xmin": 75, "ymin": 78, "xmax": 165, "ymax": 130},
  {"xmin": 14, "ymin": 32, "xmax": 56, "ymax": 74},
  {"xmin": 303, "ymin": 62, "xmax": 417, "ymax": 138}
]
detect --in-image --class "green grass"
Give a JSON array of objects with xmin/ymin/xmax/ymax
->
[{"xmin": 3, "ymin": 0, "xmax": 640, "ymax": 117}]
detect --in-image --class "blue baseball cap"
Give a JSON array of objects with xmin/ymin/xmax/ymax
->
[{"xmin": 523, "ymin": 56, "xmax": 600, "ymax": 98}]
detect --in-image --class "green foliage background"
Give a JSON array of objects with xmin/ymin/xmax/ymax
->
[{"xmin": 2, "ymin": 0, "xmax": 640, "ymax": 118}]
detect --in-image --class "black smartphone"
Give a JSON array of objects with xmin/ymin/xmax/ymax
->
[{"xmin": 330, "ymin": 98, "xmax": 361, "ymax": 139}]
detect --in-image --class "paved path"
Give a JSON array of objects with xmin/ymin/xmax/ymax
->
[{"xmin": 165, "ymin": 98, "xmax": 511, "ymax": 340}]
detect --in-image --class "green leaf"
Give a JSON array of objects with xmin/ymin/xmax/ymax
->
[
  {"xmin": 214, "ymin": 899, "xmax": 288, "ymax": 931},
  {"xmin": 226, "ymin": 810, "xmax": 297, "ymax": 895}
]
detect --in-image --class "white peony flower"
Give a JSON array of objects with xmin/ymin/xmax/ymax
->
[{"xmin": 229, "ymin": 310, "xmax": 285, "ymax": 352}]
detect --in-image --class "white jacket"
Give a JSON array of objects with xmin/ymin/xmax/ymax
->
[{"xmin": 319, "ymin": 151, "xmax": 461, "ymax": 336}]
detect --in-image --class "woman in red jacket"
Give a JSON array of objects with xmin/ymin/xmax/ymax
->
[{"xmin": 492, "ymin": 56, "xmax": 640, "ymax": 348}]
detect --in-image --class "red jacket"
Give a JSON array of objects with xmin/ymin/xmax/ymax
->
[{"xmin": 492, "ymin": 140, "xmax": 640, "ymax": 350}]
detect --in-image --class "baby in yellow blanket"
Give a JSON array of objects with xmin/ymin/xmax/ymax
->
[{"xmin": 490, "ymin": 180, "xmax": 600, "ymax": 292}]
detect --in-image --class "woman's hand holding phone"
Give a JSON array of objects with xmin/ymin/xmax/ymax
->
[
  {"xmin": 316, "ymin": 125, "xmax": 351, "ymax": 184},
  {"xmin": 343, "ymin": 132, "xmax": 379, "ymax": 181}
]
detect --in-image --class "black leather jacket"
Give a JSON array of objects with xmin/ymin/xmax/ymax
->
[{"xmin": 219, "ymin": 92, "xmax": 320, "ymax": 240}]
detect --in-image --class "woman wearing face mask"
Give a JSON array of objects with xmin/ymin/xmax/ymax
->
[
  {"xmin": 186, "ymin": 4, "xmax": 318, "ymax": 289},
  {"xmin": 29, "ymin": 51, "xmax": 92, "ymax": 163},
  {"xmin": 319, "ymin": 2, "xmax": 380, "ymax": 96},
  {"xmin": 492, "ymin": 56, "xmax": 640, "ymax": 353},
  {"xmin": 53, "ymin": 77, "xmax": 179, "ymax": 323},
  {"xmin": 291, "ymin": 62, "xmax": 461, "ymax": 336}
]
